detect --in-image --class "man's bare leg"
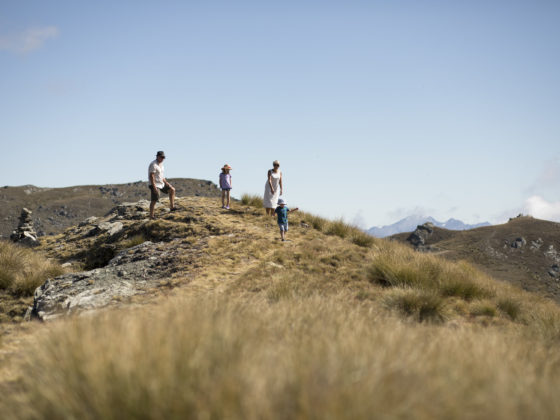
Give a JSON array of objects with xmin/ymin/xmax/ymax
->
[{"xmin": 169, "ymin": 187, "xmax": 176, "ymax": 209}]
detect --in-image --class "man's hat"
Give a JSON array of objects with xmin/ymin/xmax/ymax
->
[{"xmin": 156, "ymin": 151, "xmax": 166, "ymax": 158}]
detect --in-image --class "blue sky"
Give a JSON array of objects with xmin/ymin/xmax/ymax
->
[{"xmin": 1, "ymin": 0, "xmax": 559, "ymax": 227}]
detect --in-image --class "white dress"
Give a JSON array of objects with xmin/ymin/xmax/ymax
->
[{"xmin": 263, "ymin": 170, "xmax": 281, "ymax": 208}]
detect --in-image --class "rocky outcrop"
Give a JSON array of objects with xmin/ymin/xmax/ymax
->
[
  {"xmin": 30, "ymin": 239, "xmax": 197, "ymax": 321},
  {"xmin": 10, "ymin": 208, "xmax": 40, "ymax": 247},
  {"xmin": 511, "ymin": 237, "xmax": 527, "ymax": 249},
  {"xmin": 112, "ymin": 200, "xmax": 151, "ymax": 220},
  {"xmin": 530, "ymin": 238, "xmax": 544, "ymax": 251},
  {"xmin": 406, "ymin": 223, "xmax": 435, "ymax": 252}
]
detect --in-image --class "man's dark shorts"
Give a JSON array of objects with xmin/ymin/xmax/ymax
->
[{"xmin": 150, "ymin": 185, "xmax": 171, "ymax": 202}]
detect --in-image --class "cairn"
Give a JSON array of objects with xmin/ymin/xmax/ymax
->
[{"xmin": 10, "ymin": 208, "xmax": 40, "ymax": 247}]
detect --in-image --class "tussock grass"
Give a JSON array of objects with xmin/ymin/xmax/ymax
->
[
  {"xmin": 326, "ymin": 218, "xmax": 353, "ymax": 238},
  {"xmin": 4, "ymin": 295, "xmax": 560, "ymax": 419},
  {"xmin": 497, "ymin": 298, "xmax": 522, "ymax": 321},
  {"xmin": 300, "ymin": 211, "xmax": 327, "ymax": 231},
  {"xmin": 470, "ymin": 302, "xmax": 497, "ymax": 317},
  {"xmin": 240, "ymin": 193, "xmax": 264, "ymax": 208},
  {"xmin": 0, "ymin": 240, "xmax": 64, "ymax": 297},
  {"xmin": 368, "ymin": 249, "xmax": 494, "ymax": 300},
  {"xmin": 298, "ymin": 212, "xmax": 375, "ymax": 248},
  {"xmin": 350, "ymin": 230, "xmax": 375, "ymax": 247},
  {"xmin": 384, "ymin": 289, "xmax": 446, "ymax": 323}
]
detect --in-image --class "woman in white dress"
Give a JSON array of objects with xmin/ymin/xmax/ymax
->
[{"xmin": 263, "ymin": 160, "xmax": 283, "ymax": 216}]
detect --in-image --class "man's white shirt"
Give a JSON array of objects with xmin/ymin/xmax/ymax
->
[{"xmin": 148, "ymin": 160, "xmax": 165, "ymax": 189}]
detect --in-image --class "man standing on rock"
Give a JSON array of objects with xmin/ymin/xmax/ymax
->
[{"xmin": 149, "ymin": 151, "xmax": 177, "ymax": 219}]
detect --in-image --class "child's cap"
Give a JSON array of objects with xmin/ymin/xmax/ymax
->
[
  {"xmin": 222, "ymin": 164, "xmax": 232, "ymax": 170},
  {"xmin": 277, "ymin": 198, "xmax": 286, "ymax": 205}
]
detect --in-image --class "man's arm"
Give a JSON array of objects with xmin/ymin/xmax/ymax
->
[{"xmin": 149, "ymin": 172, "xmax": 156, "ymax": 187}]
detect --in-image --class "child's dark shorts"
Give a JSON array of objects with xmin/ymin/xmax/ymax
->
[
  {"xmin": 150, "ymin": 185, "xmax": 171, "ymax": 202},
  {"xmin": 221, "ymin": 188, "xmax": 231, "ymax": 191}
]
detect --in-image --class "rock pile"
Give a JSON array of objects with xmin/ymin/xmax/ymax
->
[{"xmin": 10, "ymin": 208, "xmax": 40, "ymax": 247}]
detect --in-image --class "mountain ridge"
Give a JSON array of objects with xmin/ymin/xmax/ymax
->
[
  {"xmin": 0, "ymin": 178, "xmax": 220, "ymax": 239},
  {"xmin": 368, "ymin": 215, "xmax": 491, "ymax": 238}
]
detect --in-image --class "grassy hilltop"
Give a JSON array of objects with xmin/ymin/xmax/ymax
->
[{"xmin": 1, "ymin": 194, "xmax": 560, "ymax": 419}]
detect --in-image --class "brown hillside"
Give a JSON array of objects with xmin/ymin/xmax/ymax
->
[
  {"xmin": 390, "ymin": 216, "xmax": 560, "ymax": 302},
  {"xmin": 0, "ymin": 179, "xmax": 219, "ymax": 239},
  {"xmin": 2, "ymin": 197, "xmax": 560, "ymax": 418}
]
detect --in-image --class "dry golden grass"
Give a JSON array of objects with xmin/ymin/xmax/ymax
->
[
  {"xmin": 3, "ymin": 295, "xmax": 560, "ymax": 419},
  {"xmin": 240, "ymin": 193, "xmax": 264, "ymax": 208},
  {"xmin": 0, "ymin": 240, "xmax": 64, "ymax": 297}
]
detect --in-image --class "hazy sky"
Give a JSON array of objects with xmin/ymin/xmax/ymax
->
[{"xmin": 1, "ymin": 0, "xmax": 559, "ymax": 227}]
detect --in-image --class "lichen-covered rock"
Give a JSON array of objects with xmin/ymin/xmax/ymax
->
[
  {"xmin": 79, "ymin": 216, "xmax": 99, "ymax": 227},
  {"xmin": 30, "ymin": 241, "xmax": 179, "ymax": 321}
]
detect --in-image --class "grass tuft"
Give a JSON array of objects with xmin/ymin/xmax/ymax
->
[
  {"xmin": 119, "ymin": 234, "xmax": 146, "ymax": 250},
  {"xmin": 240, "ymin": 194, "xmax": 264, "ymax": 208},
  {"xmin": 300, "ymin": 212, "xmax": 327, "ymax": 232},
  {"xmin": 0, "ymin": 240, "xmax": 64, "ymax": 296},
  {"xmin": 497, "ymin": 298, "xmax": 522, "ymax": 321},
  {"xmin": 385, "ymin": 289, "xmax": 446, "ymax": 323},
  {"xmin": 350, "ymin": 231, "xmax": 375, "ymax": 248},
  {"xmin": 326, "ymin": 219, "xmax": 353, "ymax": 238},
  {"xmin": 470, "ymin": 302, "xmax": 497, "ymax": 317},
  {"xmin": 440, "ymin": 280, "xmax": 492, "ymax": 301}
]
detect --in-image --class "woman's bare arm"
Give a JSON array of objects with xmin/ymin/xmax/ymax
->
[{"xmin": 268, "ymin": 170, "xmax": 274, "ymax": 193}]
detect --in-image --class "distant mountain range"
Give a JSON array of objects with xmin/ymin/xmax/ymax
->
[{"xmin": 367, "ymin": 215, "xmax": 491, "ymax": 238}]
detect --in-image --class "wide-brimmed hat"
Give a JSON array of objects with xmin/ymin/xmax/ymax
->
[
  {"xmin": 222, "ymin": 164, "xmax": 232, "ymax": 170},
  {"xmin": 277, "ymin": 198, "xmax": 286, "ymax": 205},
  {"xmin": 156, "ymin": 151, "xmax": 166, "ymax": 158}
]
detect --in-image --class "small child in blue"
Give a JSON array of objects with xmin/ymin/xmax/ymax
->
[
  {"xmin": 275, "ymin": 198, "xmax": 299, "ymax": 241},
  {"xmin": 219, "ymin": 164, "xmax": 232, "ymax": 209}
]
